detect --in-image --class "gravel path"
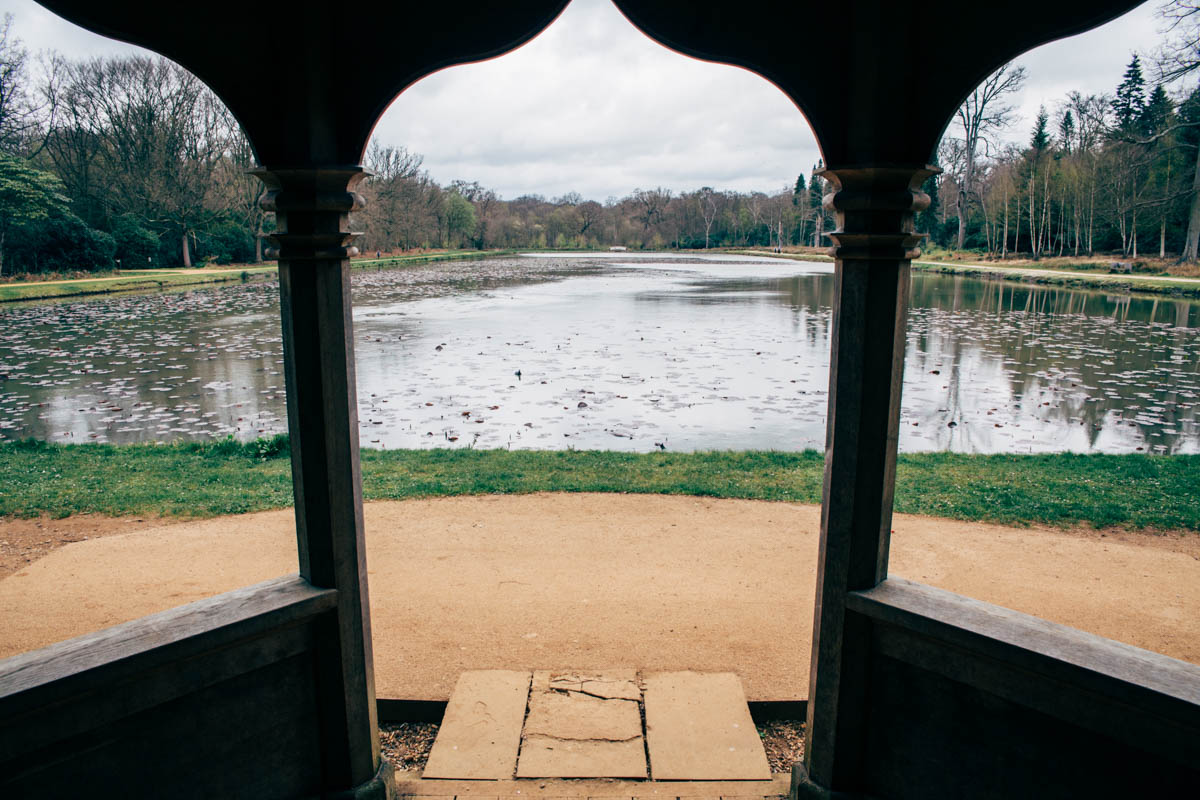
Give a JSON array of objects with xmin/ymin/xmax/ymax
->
[{"xmin": 2, "ymin": 494, "xmax": 1198, "ymax": 700}]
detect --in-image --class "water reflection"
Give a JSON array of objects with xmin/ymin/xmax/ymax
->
[
  {"xmin": 904, "ymin": 276, "xmax": 1199, "ymax": 453},
  {"xmin": 0, "ymin": 255, "xmax": 1195, "ymax": 453}
]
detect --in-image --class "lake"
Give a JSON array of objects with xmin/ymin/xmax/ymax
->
[{"xmin": 0, "ymin": 253, "xmax": 1196, "ymax": 454}]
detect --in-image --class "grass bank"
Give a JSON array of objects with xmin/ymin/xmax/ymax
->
[
  {"xmin": 349, "ymin": 249, "xmax": 516, "ymax": 270},
  {"xmin": 910, "ymin": 260, "xmax": 1200, "ymax": 299},
  {"xmin": 0, "ymin": 250, "xmax": 517, "ymax": 303},
  {"xmin": 0, "ymin": 266, "xmax": 277, "ymax": 302},
  {"xmin": 733, "ymin": 248, "xmax": 1200, "ymax": 299},
  {"xmin": 1, "ymin": 438, "xmax": 1197, "ymax": 532}
]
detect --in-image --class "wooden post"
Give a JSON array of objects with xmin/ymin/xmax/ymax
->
[
  {"xmin": 256, "ymin": 166, "xmax": 391, "ymax": 798},
  {"xmin": 798, "ymin": 166, "xmax": 937, "ymax": 796}
]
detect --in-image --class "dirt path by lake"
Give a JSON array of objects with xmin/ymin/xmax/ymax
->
[{"xmin": 2, "ymin": 493, "xmax": 1198, "ymax": 700}]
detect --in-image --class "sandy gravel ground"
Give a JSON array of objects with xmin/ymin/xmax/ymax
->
[{"xmin": 1, "ymin": 493, "xmax": 1197, "ymax": 701}]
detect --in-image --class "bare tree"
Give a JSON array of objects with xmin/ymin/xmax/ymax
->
[
  {"xmin": 450, "ymin": 180, "xmax": 498, "ymax": 248},
  {"xmin": 1157, "ymin": 2, "xmax": 1200, "ymax": 82},
  {"xmin": 44, "ymin": 56, "xmax": 233, "ymax": 266},
  {"xmin": 1156, "ymin": 2, "xmax": 1200, "ymax": 260},
  {"xmin": 222, "ymin": 124, "xmax": 268, "ymax": 262},
  {"xmin": 631, "ymin": 187, "xmax": 671, "ymax": 231},
  {"xmin": 947, "ymin": 63, "xmax": 1026, "ymax": 249},
  {"xmin": 0, "ymin": 15, "xmax": 39, "ymax": 154},
  {"xmin": 361, "ymin": 141, "xmax": 428, "ymax": 251},
  {"xmin": 697, "ymin": 186, "xmax": 717, "ymax": 248},
  {"xmin": 577, "ymin": 200, "xmax": 602, "ymax": 238},
  {"xmin": 1063, "ymin": 92, "xmax": 1108, "ymax": 254}
]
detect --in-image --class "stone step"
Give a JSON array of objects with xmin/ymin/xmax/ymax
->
[
  {"xmin": 642, "ymin": 672, "xmax": 770, "ymax": 781},
  {"xmin": 423, "ymin": 670, "xmax": 532, "ymax": 779},
  {"xmin": 518, "ymin": 669, "xmax": 647, "ymax": 779},
  {"xmin": 395, "ymin": 770, "xmax": 791, "ymax": 798},
  {"xmin": 421, "ymin": 669, "xmax": 772, "ymax": 781}
]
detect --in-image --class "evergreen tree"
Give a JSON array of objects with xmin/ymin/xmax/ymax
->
[
  {"xmin": 1179, "ymin": 84, "xmax": 1200, "ymax": 151},
  {"xmin": 1175, "ymin": 84, "xmax": 1200, "ymax": 261},
  {"xmin": 1058, "ymin": 110, "xmax": 1075, "ymax": 154},
  {"xmin": 1112, "ymin": 55, "xmax": 1146, "ymax": 129},
  {"xmin": 808, "ymin": 162, "xmax": 826, "ymax": 247},
  {"xmin": 1030, "ymin": 106, "xmax": 1051, "ymax": 153},
  {"xmin": 0, "ymin": 154, "xmax": 69, "ymax": 274},
  {"xmin": 1140, "ymin": 84, "xmax": 1174, "ymax": 135}
]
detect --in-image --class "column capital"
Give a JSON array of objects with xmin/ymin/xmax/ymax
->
[
  {"xmin": 251, "ymin": 166, "xmax": 369, "ymax": 262},
  {"xmin": 820, "ymin": 164, "xmax": 940, "ymax": 262}
]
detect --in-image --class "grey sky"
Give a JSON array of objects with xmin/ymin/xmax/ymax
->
[{"xmin": 0, "ymin": 0, "xmax": 1170, "ymax": 200}]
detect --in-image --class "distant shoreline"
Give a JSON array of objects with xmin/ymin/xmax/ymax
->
[
  {"xmin": 0, "ymin": 250, "xmax": 513, "ymax": 303},
  {"xmin": 5, "ymin": 247, "xmax": 1200, "ymax": 304},
  {"xmin": 736, "ymin": 248, "xmax": 1200, "ymax": 299}
]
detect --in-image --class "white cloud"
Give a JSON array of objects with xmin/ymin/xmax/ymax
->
[
  {"xmin": 373, "ymin": 0, "xmax": 816, "ymax": 200},
  {"xmin": 0, "ymin": 0, "xmax": 1171, "ymax": 198}
]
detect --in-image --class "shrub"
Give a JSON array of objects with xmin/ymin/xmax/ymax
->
[
  {"xmin": 8, "ymin": 212, "xmax": 116, "ymax": 272},
  {"xmin": 111, "ymin": 215, "xmax": 160, "ymax": 267}
]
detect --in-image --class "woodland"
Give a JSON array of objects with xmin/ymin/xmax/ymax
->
[{"xmin": 3, "ymin": 3, "xmax": 1200, "ymax": 274}]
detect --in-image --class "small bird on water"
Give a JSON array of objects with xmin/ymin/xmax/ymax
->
[{"xmin": 514, "ymin": 369, "xmax": 522, "ymax": 380}]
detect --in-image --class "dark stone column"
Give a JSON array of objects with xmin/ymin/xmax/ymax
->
[
  {"xmin": 796, "ymin": 165, "xmax": 936, "ymax": 798},
  {"xmin": 255, "ymin": 167, "xmax": 393, "ymax": 798}
]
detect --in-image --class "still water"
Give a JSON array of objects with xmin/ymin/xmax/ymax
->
[{"xmin": 0, "ymin": 253, "xmax": 1197, "ymax": 453}]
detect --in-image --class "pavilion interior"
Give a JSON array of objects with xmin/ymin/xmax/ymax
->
[{"xmin": 1, "ymin": 1, "xmax": 1198, "ymax": 798}]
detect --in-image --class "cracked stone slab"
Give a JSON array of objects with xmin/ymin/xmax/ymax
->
[
  {"xmin": 518, "ymin": 670, "xmax": 647, "ymax": 778},
  {"xmin": 423, "ymin": 670, "xmax": 532, "ymax": 779},
  {"xmin": 524, "ymin": 688, "xmax": 642, "ymax": 741},
  {"xmin": 517, "ymin": 735, "xmax": 647, "ymax": 778},
  {"xmin": 643, "ymin": 672, "xmax": 770, "ymax": 781},
  {"xmin": 546, "ymin": 669, "xmax": 641, "ymax": 701}
]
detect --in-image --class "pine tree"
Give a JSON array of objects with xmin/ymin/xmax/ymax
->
[
  {"xmin": 1176, "ymin": 85, "xmax": 1200, "ymax": 261},
  {"xmin": 1030, "ymin": 107, "xmax": 1051, "ymax": 153},
  {"xmin": 1058, "ymin": 110, "xmax": 1075, "ymax": 154},
  {"xmin": 1140, "ymin": 84, "xmax": 1174, "ymax": 135},
  {"xmin": 808, "ymin": 162, "xmax": 826, "ymax": 247},
  {"xmin": 1112, "ymin": 55, "xmax": 1146, "ymax": 129}
]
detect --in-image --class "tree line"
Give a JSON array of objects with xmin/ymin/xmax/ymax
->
[
  {"xmin": 355, "ymin": 145, "xmax": 825, "ymax": 255},
  {"xmin": 4, "ymin": 3, "xmax": 1200, "ymax": 276},
  {"xmin": 0, "ymin": 13, "xmax": 822, "ymax": 277},
  {"xmin": 933, "ymin": 2, "xmax": 1200, "ymax": 263},
  {"xmin": 0, "ymin": 17, "xmax": 266, "ymax": 275}
]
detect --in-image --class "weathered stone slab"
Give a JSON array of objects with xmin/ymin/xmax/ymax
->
[
  {"xmin": 395, "ymin": 769, "xmax": 791, "ymax": 796},
  {"xmin": 396, "ymin": 771, "xmax": 791, "ymax": 796},
  {"xmin": 423, "ymin": 670, "xmax": 531, "ymax": 779},
  {"xmin": 525, "ymin": 689, "xmax": 642, "ymax": 741},
  {"xmin": 580, "ymin": 673, "xmax": 641, "ymax": 701},
  {"xmin": 517, "ymin": 735, "xmax": 647, "ymax": 778},
  {"xmin": 518, "ymin": 669, "xmax": 647, "ymax": 778},
  {"xmin": 643, "ymin": 672, "xmax": 770, "ymax": 780},
  {"xmin": 546, "ymin": 670, "xmax": 640, "ymax": 701}
]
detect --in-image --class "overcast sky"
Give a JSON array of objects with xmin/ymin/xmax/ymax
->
[{"xmin": 0, "ymin": 0, "xmax": 1170, "ymax": 200}]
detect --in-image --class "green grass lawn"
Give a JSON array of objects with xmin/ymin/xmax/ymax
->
[{"xmin": 1, "ymin": 438, "xmax": 1196, "ymax": 532}]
